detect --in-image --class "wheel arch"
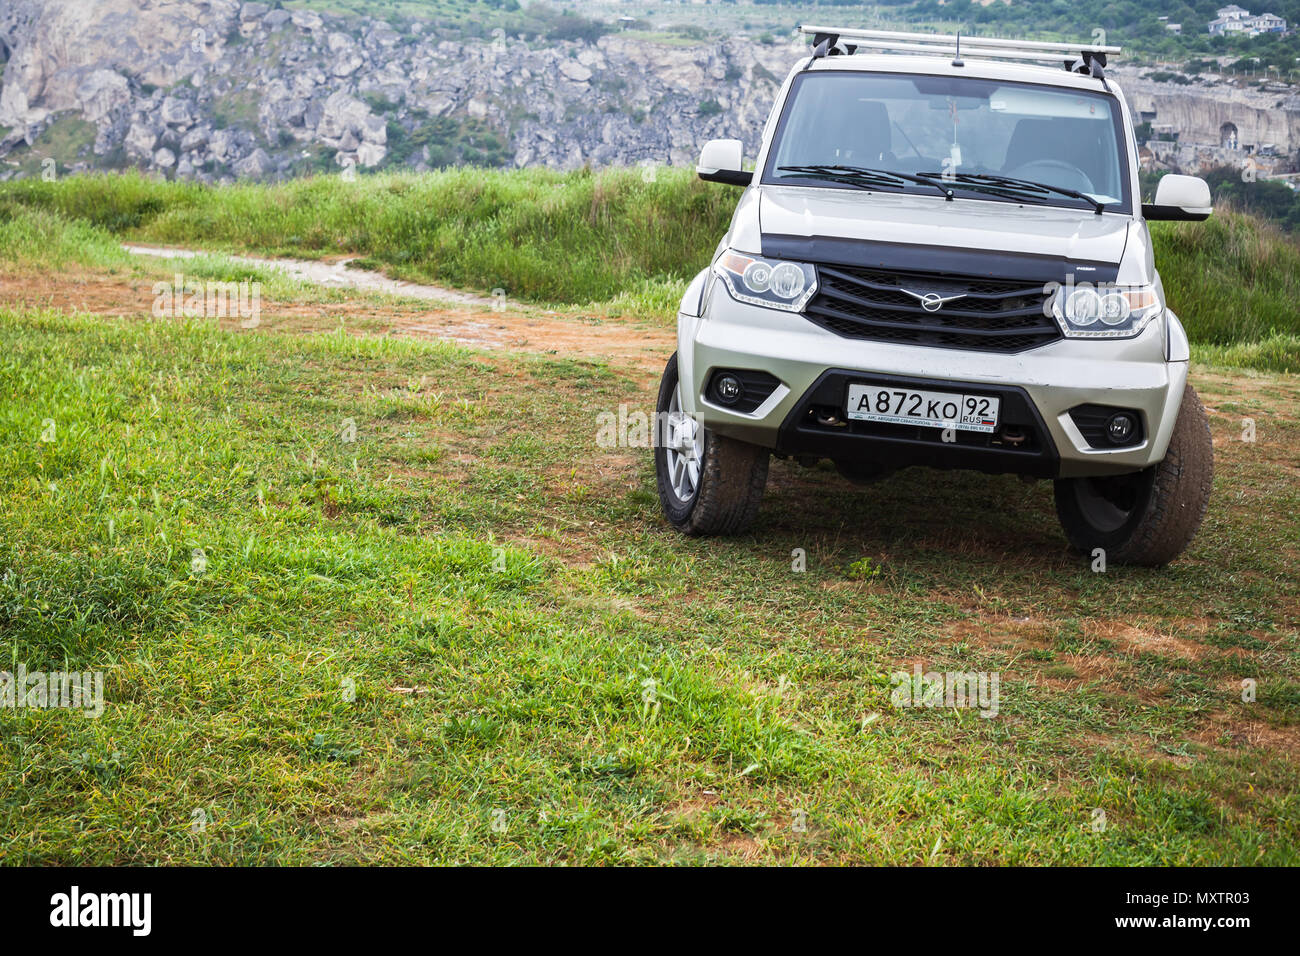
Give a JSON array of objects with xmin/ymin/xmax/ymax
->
[
  {"xmin": 675, "ymin": 268, "xmax": 711, "ymax": 418},
  {"xmin": 1165, "ymin": 308, "xmax": 1190, "ymax": 363}
]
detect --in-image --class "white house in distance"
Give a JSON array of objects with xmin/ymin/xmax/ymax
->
[
  {"xmin": 1252, "ymin": 13, "xmax": 1287, "ymax": 31},
  {"xmin": 1208, "ymin": 5, "xmax": 1288, "ymax": 36}
]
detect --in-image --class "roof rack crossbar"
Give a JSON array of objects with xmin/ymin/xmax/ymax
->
[
  {"xmin": 822, "ymin": 38, "xmax": 1102, "ymax": 65},
  {"xmin": 798, "ymin": 26, "xmax": 1119, "ymax": 77},
  {"xmin": 798, "ymin": 25, "xmax": 1121, "ymax": 56}
]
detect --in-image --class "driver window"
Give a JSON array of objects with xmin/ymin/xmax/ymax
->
[{"xmin": 1000, "ymin": 116, "xmax": 1116, "ymax": 198}]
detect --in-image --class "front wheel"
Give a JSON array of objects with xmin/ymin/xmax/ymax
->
[
  {"xmin": 654, "ymin": 352, "xmax": 769, "ymax": 535},
  {"xmin": 1053, "ymin": 384, "xmax": 1213, "ymax": 567}
]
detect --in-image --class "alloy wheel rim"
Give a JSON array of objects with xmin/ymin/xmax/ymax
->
[{"xmin": 664, "ymin": 381, "xmax": 703, "ymax": 504}]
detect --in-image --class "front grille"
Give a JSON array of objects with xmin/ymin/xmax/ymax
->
[{"xmin": 805, "ymin": 264, "xmax": 1061, "ymax": 353}]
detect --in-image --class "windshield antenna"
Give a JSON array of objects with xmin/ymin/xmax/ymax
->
[{"xmin": 952, "ymin": 31, "xmax": 964, "ymax": 68}]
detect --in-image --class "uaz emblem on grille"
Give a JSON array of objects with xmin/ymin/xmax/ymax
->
[{"xmin": 901, "ymin": 289, "xmax": 967, "ymax": 312}]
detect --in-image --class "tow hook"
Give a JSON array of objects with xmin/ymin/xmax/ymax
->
[
  {"xmin": 998, "ymin": 425, "xmax": 1027, "ymax": 447},
  {"xmin": 816, "ymin": 410, "xmax": 847, "ymax": 427}
]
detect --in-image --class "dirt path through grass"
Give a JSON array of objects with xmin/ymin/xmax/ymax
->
[
  {"xmin": 123, "ymin": 244, "xmax": 507, "ymax": 307},
  {"xmin": 1, "ymin": 259, "xmax": 676, "ymax": 369}
]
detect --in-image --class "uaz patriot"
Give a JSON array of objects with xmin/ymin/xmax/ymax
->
[{"xmin": 655, "ymin": 27, "xmax": 1214, "ymax": 566}]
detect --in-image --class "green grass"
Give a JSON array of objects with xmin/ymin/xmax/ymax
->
[
  {"xmin": 1152, "ymin": 208, "xmax": 1300, "ymax": 347},
  {"xmin": 0, "ymin": 114, "xmax": 97, "ymax": 180},
  {"xmin": 0, "ymin": 306, "xmax": 1296, "ymax": 864},
  {"xmin": 0, "ymin": 205, "xmax": 132, "ymax": 272},
  {"xmin": 0, "ymin": 169, "xmax": 732, "ymax": 318},
  {"xmin": 4, "ymin": 168, "xmax": 1300, "ymax": 360},
  {"xmin": 1194, "ymin": 332, "xmax": 1300, "ymax": 375},
  {"xmin": 210, "ymin": 91, "xmax": 261, "ymax": 133}
]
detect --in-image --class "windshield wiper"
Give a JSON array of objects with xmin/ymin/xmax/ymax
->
[
  {"xmin": 915, "ymin": 171, "xmax": 1104, "ymax": 214},
  {"xmin": 778, "ymin": 165, "xmax": 955, "ymax": 200}
]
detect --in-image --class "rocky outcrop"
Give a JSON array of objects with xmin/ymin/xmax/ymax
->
[
  {"xmin": 1, "ymin": 1, "xmax": 1295, "ymax": 183},
  {"xmin": 0, "ymin": 0, "xmax": 810, "ymax": 181},
  {"xmin": 1114, "ymin": 65, "xmax": 1300, "ymax": 155},
  {"xmin": 75, "ymin": 69, "xmax": 131, "ymax": 125}
]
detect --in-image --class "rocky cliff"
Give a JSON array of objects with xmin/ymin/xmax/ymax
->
[
  {"xmin": 0, "ymin": 0, "xmax": 807, "ymax": 181},
  {"xmin": 1, "ymin": 1, "xmax": 1296, "ymax": 183},
  {"xmin": 1114, "ymin": 66, "xmax": 1300, "ymax": 154}
]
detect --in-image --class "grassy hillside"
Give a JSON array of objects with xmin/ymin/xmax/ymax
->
[
  {"xmin": 1, "ymin": 168, "xmax": 1298, "ymax": 369},
  {"xmin": 0, "ymin": 169, "xmax": 733, "ymax": 319}
]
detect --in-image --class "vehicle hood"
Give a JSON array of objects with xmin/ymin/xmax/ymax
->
[{"xmin": 751, "ymin": 185, "xmax": 1131, "ymax": 266}]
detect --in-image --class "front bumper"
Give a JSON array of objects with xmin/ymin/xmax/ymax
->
[{"xmin": 681, "ymin": 285, "xmax": 1188, "ymax": 479}]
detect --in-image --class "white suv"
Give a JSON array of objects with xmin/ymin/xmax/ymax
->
[{"xmin": 655, "ymin": 28, "xmax": 1215, "ymax": 566}]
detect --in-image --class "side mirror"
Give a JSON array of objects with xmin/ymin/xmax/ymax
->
[
  {"xmin": 697, "ymin": 139, "xmax": 751, "ymax": 186},
  {"xmin": 1143, "ymin": 174, "xmax": 1212, "ymax": 222}
]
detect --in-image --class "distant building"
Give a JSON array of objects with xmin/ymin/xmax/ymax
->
[
  {"xmin": 1208, "ymin": 6, "xmax": 1287, "ymax": 35},
  {"xmin": 1209, "ymin": 16, "xmax": 1249, "ymax": 35}
]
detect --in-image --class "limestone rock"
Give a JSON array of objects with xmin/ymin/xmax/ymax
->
[
  {"xmin": 316, "ymin": 90, "xmax": 373, "ymax": 143},
  {"xmin": 75, "ymin": 70, "xmax": 131, "ymax": 125},
  {"xmin": 289, "ymin": 9, "xmax": 323, "ymax": 31},
  {"xmin": 232, "ymin": 147, "xmax": 272, "ymax": 179},
  {"xmin": 125, "ymin": 121, "xmax": 159, "ymax": 159},
  {"xmin": 1, "ymin": 0, "xmax": 1292, "ymax": 182},
  {"xmin": 559, "ymin": 60, "xmax": 593, "ymax": 84},
  {"xmin": 160, "ymin": 96, "xmax": 195, "ymax": 128},
  {"xmin": 356, "ymin": 141, "xmax": 386, "ymax": 167}
]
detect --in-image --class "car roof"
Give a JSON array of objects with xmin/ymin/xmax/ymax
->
[{"xmin": 803, "ymin": 53, "xmax": 1119, "ymax": 95}]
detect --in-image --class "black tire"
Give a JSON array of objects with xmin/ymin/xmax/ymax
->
[
  {"xmin": 654, "ymin": 352, "xmax": 769, "ymax": 535},
  {"xmin": 1054, "ymin": 383, "xmax": 1213, "ymax": 567}
]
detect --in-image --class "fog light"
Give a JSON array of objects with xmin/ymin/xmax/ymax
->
[
  {"xmin": 715, "ymin": 373, "xmax": 744, "ymax": 406},
  {"xmin": 1107, "ymin": 413, "xmax": 1136, "ymax": 444}
]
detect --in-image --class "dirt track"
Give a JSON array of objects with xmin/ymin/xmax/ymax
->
[
  {"xmin": 1, "ymin": 249, "xmax": 675, "ymax": 370},
  {"xmin": 123, "ymin": 244, "xmax": 506, "ymax": 307}
]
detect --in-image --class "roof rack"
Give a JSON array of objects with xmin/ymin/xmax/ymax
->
[{"xmin": 798, "ymin": 26, "xmax": 1120, "ymax": 79}]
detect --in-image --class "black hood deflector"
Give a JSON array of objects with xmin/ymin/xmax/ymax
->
[{"xmin": 761, "ymin": 234, "xmax": 1120, "ymax": 283}]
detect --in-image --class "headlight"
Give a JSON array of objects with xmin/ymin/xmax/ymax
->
[
  {"xmin": 1050, "ymin": 282, "xmax": 1162, "ymax": 339},
  {"xmin": 714, "ymin": 250, "xmax": 817, "ymax": 312}
]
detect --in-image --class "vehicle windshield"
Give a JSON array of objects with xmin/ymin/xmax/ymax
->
[{"xmin": 764, "ymin": 71, "xmax": 1131, "ymax": 213}]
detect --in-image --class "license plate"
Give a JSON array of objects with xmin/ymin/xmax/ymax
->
[{"xmin": 846, "ymin": 384, "xmax": 1001, "ymax": 433}]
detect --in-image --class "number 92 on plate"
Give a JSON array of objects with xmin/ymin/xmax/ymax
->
[{"xmin": 845, "ymin": 384, "xmax": 1001, "ymax": 434}]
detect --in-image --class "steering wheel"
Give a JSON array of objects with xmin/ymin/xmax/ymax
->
[{"xmin": 1003, "ymin": 159, "xmax": 1096, "ymax": 195}]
